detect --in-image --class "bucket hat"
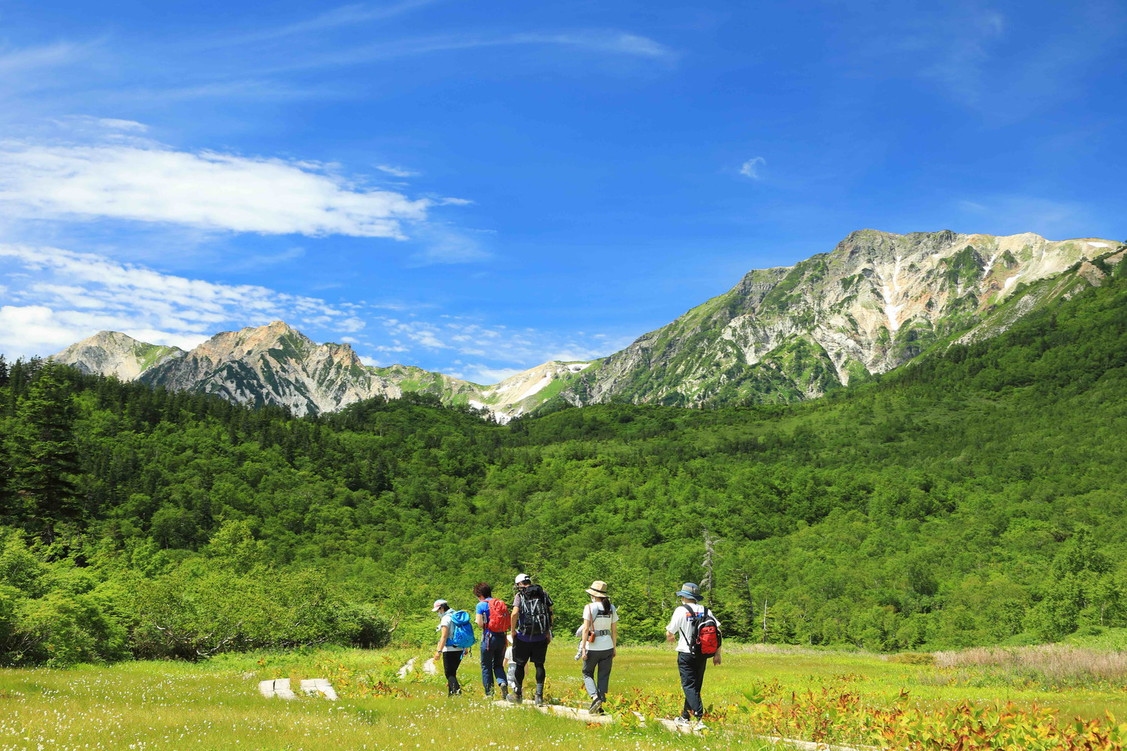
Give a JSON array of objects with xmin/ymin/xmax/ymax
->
[
  {"xmin": 585, "ymin": 580, "xmax": 609, "ymax": 598},
  {"xmin": 675, "ymin": 582, "xmax": 701, "ymax": 601}
]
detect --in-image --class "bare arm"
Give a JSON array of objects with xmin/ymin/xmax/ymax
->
[
  {"xmin": 580, "ymin": 605, "xmax": 593, "ymax": 655},
  {"xmin": 434, "ymin": 625, "xmax": 449, "ymax": 659}
]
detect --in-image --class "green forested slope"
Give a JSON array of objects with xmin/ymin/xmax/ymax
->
[{"xmin": 1, "ymin": 258, "xmax": 1126, "ymax": 665}]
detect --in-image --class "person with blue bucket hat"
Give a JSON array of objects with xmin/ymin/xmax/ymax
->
[{"xmin": 665, "ymin": 582, "xmax": 722, "ymax": 730}]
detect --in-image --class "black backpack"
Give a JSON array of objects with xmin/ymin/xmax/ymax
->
[
  {"xmin": 683, "ymin": 604, "xmax": 722, "ymax": 658},
  {"xmin": 516, "ymin": 585, "xmax": 552, "ymax": 636}
]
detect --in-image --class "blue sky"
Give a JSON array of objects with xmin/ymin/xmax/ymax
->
[{"xmin": 0, "ymin": 0, "xmax": 1124, "ymax": 383}]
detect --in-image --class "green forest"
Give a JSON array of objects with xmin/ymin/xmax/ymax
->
[{"xmin": 2, "ymin": 257, "xmax": 1127, "ymax": 667}]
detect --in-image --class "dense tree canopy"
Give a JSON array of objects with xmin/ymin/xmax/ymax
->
[{"xmin": 1, "ymin": 258, "xmax": 1127, "ymax": 664}]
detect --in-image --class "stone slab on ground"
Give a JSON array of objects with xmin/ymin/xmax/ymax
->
[
  {"xmin": 396, "ymin": 658, "xmax": 416, "ymax": 678},
  {"xmin": 259, "ymin": 678, "xmax": 296, "ymax": 699},
  {"xmin": 258, "ymin": 678, "xmax": 337, "ymax": 700},
  {"xmin": 300, "ymin": 678, "xmax": 338, "ymax": 700}
]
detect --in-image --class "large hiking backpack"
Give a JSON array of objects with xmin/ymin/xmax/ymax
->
[
  {"xmin": 516, "ymin": 586, "xmax": 551, "ymax": 636},
  {"xmin": 447, "ymin": 609, "xmax": 476, "ymax": 649},
  {"xmin": 486, "ymin": 597, "xmax": 510, "ymax": 633},
  {"xmin": 682, "ymin": 604, "xmax": 721, "ymax": 658}
]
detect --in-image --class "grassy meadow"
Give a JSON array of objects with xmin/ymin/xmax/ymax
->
[{"xmin": 3, "ymin": 638, "xmax": 1127, "ymax": 750}]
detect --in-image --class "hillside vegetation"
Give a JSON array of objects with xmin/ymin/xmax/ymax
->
[{"xmin": 1, "ymin": 256, "xmax": 1126, "ymax": 665}]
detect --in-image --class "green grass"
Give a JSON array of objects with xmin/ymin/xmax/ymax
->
[{"xmin": 1, "ymin": 643, "xmax": 1125, "ymax": 750}]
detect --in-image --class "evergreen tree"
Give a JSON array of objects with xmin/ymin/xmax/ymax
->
[{"xmin": 7, "ymin": 364, "xmax": 82, "ymax": 543}]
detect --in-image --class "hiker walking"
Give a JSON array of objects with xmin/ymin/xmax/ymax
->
[
  {"xmin": 665, "ymin": 582, "xmax": 722, "ymax": 730},
  {"xmin": 473, "ymin": 582, "xmax": 509, "ymax": 699},
  {"xmin": 432, "ymin": 599, "xmax": 473, "ymax": 696},
  {"xmin": 579, "ymin": 579, "xmax": 618, "ymax": 714},
  {"xmin": 508, "ymin": 572, "xmax": 554, "ymax": 705}
]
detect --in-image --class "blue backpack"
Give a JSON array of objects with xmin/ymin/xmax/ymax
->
[{"xmin": 447, "ymin": 610, "xmax": 476, "ymax": 649}]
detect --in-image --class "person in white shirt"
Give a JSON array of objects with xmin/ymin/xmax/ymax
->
[
  {"xmin": 578, "ymin": 579, "xmax": 618, "ymax": 714},
  {"xmin": 665, "ymin": 582, "xmax": 721, "ymax": 729},
  {"xmin": 432, "ymin": 599, "xmax": 465, "ymax": 695}
]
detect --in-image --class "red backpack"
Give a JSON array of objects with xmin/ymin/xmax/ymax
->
[
  {"xmin": 486, "ymin": 597, "xmax": 510, "ymax": 633},
  {"xmin": 683, "ymin": 604, "xmax": 722, "ymax": 657}
]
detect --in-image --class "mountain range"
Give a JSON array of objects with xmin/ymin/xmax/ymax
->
[{"xmin": 51, "ymin": 229, "xmax": 1125, "ymax": 419}]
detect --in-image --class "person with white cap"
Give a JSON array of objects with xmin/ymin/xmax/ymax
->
[
  {"xmin": 432, "ymin": 599, "xmax": 469, "ymax": 696},
  {"xmin": 508, "ymin": 572, "xmax": 554, "ymax": 705},
  {"xmin": 579, "ymin": 579, "xmax": 618, "ymax": 714},
  {"xmin": 665, "ymin": 582, "xmax": 721, "ymax": 730}
]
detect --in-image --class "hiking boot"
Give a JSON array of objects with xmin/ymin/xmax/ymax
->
[
  {"xmin": 499, "ymin": 682, "xmax": 508, "ymax": 700},
  {"xmin": 534, "ymin": 685, "xmax": 545, "ymax": 706},
  {"xmin": 588, "ymin": 697, "xmax": 603, "ymax": 715},
  {"xmin": 509, "ymin": 689, "xmax": 522, "ymax": 704}
]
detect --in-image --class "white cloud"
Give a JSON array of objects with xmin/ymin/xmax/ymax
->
[
  {"xmin": 0, "ymin": 244, "xmax": 357, "ymax": 359},
  {"xmin": 376, "ymin": 164, "xmax": 420, "ymax": 178},
  {"xmin": 740, "ymin": 156, "xmax": 766, "ymax": 180},
  {"xmin": 511, "ymin": 31, "xmax": 676, "ymax": 60},
  {"xmin": 0, "ymin": 142, "xmax": 430, "ymax": 238},
  {"xmin": 0, "ymin": 243, "xmax": 623, "ymax": 383}
]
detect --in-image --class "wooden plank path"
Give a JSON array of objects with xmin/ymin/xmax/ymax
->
[
  {"xmin": 493, "ymin": 699, "xmax": 700, "ymax": 734},
  {"xmin": 492, "ymin": 699, "xmax": 874, "ymax": 749},
  {"xmin": 391, "ymin": 659, "xmax": 872, "ymax": 749}
]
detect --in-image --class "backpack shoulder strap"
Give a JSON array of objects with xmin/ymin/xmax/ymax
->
[{"xmin": 679, "ymin": 603, "xmax": 696, "ymax": 641}]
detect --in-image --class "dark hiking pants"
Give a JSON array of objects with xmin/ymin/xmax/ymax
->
[{"xmin": 677, "ymin": 652, "xmax": 707, "ymax": 718}]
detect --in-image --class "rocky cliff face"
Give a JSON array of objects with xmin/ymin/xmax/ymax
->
[
  {"xmin": 51, "ymin": 230, "xmax": 1125, "ymax": 417},
  {"xmin": 52, "ymin": 331, "xmax": 184, "ymax": 381},
  {"xmin": 52, "ymin": 322, "xmax": 587, "ymax": 419},
  {"xmin": 136, "ymin": 321, "xmax": 405, "ymax": 415},
  {"xmin": 561, "ymin": 230, "xmax": 1125, "ymax": 407}
]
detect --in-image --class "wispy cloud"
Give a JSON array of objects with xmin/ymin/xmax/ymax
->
[
  {"xmin": 918, "ymin": 7, "xmax": 1006, "ymax": 107},
  {"xmin": 0, "ymin": 140, "xmax": 430, "ymax": 238},
  {"xmin": 740, "ymin": 156, "xmax": 766, "ymax": 180},
  {"xmin": 0, "ymin": 244, "xmax": 356, "ymax": 357},
  {"xmin": 261, "ymin": 29, "xmax": 676, "ymax": 73},
  {"xmin": 836, "ymin": 1, "xmax": 1124, "ymax": 121},
  {"xmin": 0, "ymin": 41, "xmax": 86, "ymax": 75},
  {"xmin": 203, "ymin": 0, "xmax": 445, "ymax": 48},
  {"xmin": 376, "ymin": 164, "xmax": 420, "ymax": 178},
  {"xmin": 407, "ymin": 225, "xmax": 492, "ymax": 265},
  {"xmin": 955, "ymin": 194, "xmax": 1094, "ymax": 238},
  {"xmin": 0, "ymin": 245, "xmax": 622, "ymax": 379}
]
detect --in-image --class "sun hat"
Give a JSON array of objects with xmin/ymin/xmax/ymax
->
[
  {"xmin": 585, "ymin": 580, "xmax": 609, "ymax": 598},
  {"xmin": 675, "ymin": 582, "xmax": 701, "ymax": 601},
  {"xmin": 515, "ymin": 573, "xmax": 532, "ymax": 585},
  {"xmin": 432, "ymin": 599, "xmax": 449, "ymax": 612}
]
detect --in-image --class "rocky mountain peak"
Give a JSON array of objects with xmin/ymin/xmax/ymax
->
[
  {"xmin": 52, "ymin": 331, "xmax": 184, "ymax": 381},
  {"xmin": 49, "ymin": 229, "xmax": 1125, "ymax": 419}
]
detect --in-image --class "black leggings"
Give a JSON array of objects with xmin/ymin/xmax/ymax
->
[{"xmin": 442, "ymin": 650, "xmax": 462, "ymax": 695}]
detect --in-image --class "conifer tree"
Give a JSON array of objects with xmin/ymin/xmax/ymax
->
[{"xmin": 8, "ymin": 364, "xmax": 82, "ymax": 543}]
